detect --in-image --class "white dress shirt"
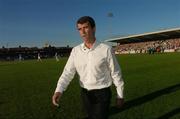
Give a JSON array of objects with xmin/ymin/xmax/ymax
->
[{"xmin": 55, "ymin": 41, "xmax": 124, "ymax": 98}]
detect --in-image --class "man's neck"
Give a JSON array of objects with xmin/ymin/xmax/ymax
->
[{"xmin": 84, "ymin": 38, "xmax": 96, "ymax": 49}]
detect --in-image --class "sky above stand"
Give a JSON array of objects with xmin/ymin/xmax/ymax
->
[{"xmin": 0, "ymin": 0, "xmax": 180, "ymax": 48}]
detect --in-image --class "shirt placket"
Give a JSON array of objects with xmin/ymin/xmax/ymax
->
[{"xmin": 87, "ymin": 50, "xmax": 92, "ymax": 82}]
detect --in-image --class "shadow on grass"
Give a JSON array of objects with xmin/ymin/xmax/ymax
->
[
  {"xmin": 157, "ymin": 107, "xmax": 180, "ymax": 119},
  {"xmin": 110, "ymin": 83, "xmax": 180, "ymax": 115}
]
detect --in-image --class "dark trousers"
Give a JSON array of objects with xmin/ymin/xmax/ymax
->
[{"xmin": 81, "ymin": 87, "xmax": 112, "ymax": 119}]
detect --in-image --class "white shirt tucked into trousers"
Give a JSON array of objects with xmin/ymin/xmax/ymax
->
[{"xmin": 55, "ymin": 41, "xmax": 124, "ymax": 99}]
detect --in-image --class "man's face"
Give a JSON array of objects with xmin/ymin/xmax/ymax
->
[{"xmin": 77, "ymin": 22, "xmax": 95, "ymax": 42}]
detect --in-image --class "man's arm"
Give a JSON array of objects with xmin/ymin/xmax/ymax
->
[
  {"xmin": 107, "ymin": 47, "xmax": 124, "ymax": 107},
  {"xmin": 52, "ymin": 48, "xmax": 76, "ymax": 106}
]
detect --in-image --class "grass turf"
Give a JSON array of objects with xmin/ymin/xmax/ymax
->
[{"xmin": 0, "ymin": 53, "xmax": 180, "ymax": 119}]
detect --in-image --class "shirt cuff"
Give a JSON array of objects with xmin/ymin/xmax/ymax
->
[
  {"xmin": 55, "ymin": 86, "xmax": 64, "ymax": 94},
  {"xmin": 116, "ymin": 87, "xmax": 124, "ymax": 99}
]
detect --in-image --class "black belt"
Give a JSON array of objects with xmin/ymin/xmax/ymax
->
[{"xmin": 81, "ymin": 87, "xmax": 110, "ymax": 93}]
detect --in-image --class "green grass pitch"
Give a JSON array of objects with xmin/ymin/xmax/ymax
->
[{"xmin": 0, "ymin": 53, "xmax": 180, "ymax": 119}]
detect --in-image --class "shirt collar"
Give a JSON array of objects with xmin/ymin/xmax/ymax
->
[{"xmin": 81, "ymin": 40, "xmax": 100, "ymax": 52}]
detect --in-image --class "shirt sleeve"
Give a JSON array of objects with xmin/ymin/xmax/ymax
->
[
  {"xmin": 107, "ymin": 47, "xmax": 124, "ymax": 98},
  {"xmin": 55, "ymin": 48, "xmax": 76, "ymax": 93}
]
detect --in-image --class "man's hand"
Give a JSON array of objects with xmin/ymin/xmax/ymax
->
[
  {"xmin": 116, "ymin": 98, "xmax": 124, "ymax": 108},
  {"xmin": 52, "ymin": 92, "xmax": 62, "ymax": 107}
]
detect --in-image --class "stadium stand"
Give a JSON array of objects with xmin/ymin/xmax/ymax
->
[{"xmin": 106, "ymin": 28, "xmax": 180, "ymax": 54}]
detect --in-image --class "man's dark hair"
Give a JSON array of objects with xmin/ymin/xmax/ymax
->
[{"xmin": 77, "ymin": 16, "xmax": 96, "ymax": 28}]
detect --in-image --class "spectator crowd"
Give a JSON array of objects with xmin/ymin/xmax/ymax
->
[{"xmin": 115, "ymin": 38, "xmax": 180, "ymax": 54}]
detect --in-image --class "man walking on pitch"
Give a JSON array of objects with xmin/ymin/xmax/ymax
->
[{"xmin": 52, "ymin": 16, "xmax": 124, "ymax": 119}]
